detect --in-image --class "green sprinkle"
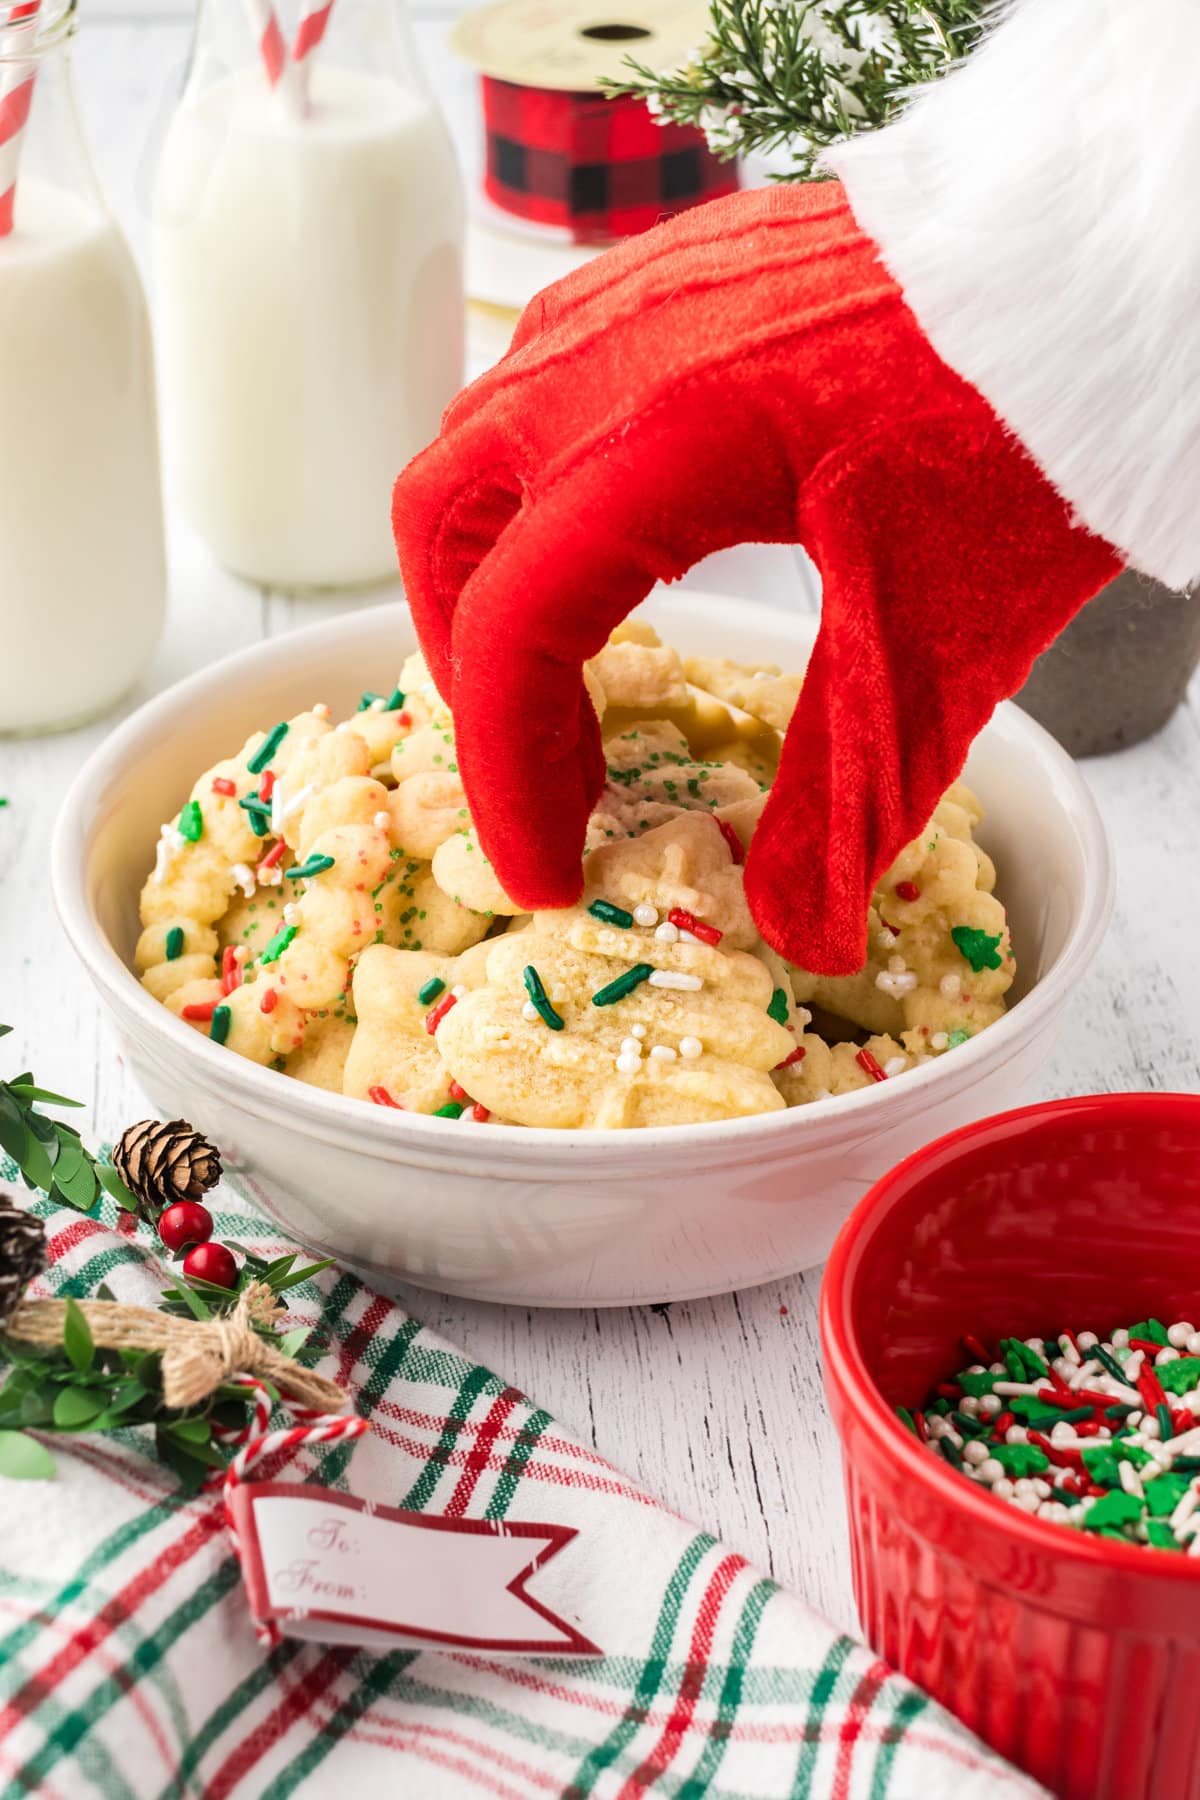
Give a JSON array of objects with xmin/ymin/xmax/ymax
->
[
  {"xmin": 1081, "ymin": 1491, "xmax": 1143, "ymax": 1532},
  {"xmin": 247, "ymin": 721, "xmax": 288, "ymax": 774},
  {"xmin": 164, "ymin": 926, "xmax": 185, "ymax": 961},
  {"xmin": 946, "ymin": 1027, "xmax": 973, "ymax": 1050},
  {"xmin": 523, "ymin": 964, "xmax": 565, "ymax": 1031},
  {"xmin": 950, "ymin": 925, "xmax": 1004, "ymax": 972},
  {"xmin": 767, "ymin": 988, "xmax": 790, "ymax": 1025},
  {"xmin": 178, "ymin": 800, "xmax": 204, "ymax": 843},
  {"xmin": 210, "ymin": 1004, "xmax": 231, "ymax": 1046},
  {"xmin": 1159, "ymin": 1358, "xmax": 1200, "ymax": 1395},
  {"xmin": 385, "ymin": 686, "xmax": 406, "ymax": 711},
  {"xmin": 1130, "ymin": 1319, "xmax": 1170, "ymax": 1346},
  {"xmin": 936, "ymin": 1436, "xmax": 963, "ymax": 1471},
  {"xmin": 951, "ymin": 1410, "xmax": 987, "ymax": 1438},
  {"xmin": 1094, "ymin": 1344, "xmax": 1129, "ymax": 1385},
  {"xmin": 1145, "ymin": 1473, "xmax": 1191, "ymax": 1516},
  {"xmin": 1014, "ymin": 1338, "xmax": 1050, "ymax": 1380},
  {"xmin": 896, "ymin": 1406, "xmax": 917, "ymax": 1436},
  {"xmin": 1157, "ymin": 1403, "xmax": 1174, "ymax": 1441},
  {"xmin": 959, "ymin": 1370, "xmax": 997, "ymax": 1398},
  {"xmin": 434, "ymin": 1101, "xmax": 465, "ymax": 1119},
  {"xmin": 260, "ymin": 924, "xmax": 297, "ymax": 964},
  {"xmin": 989, "ymin": 1443, "xmax": 1050, "ymax": 1478},
  {"xmin": 588, "ymin": 899, "xmax": 634, "ymax": 929},
  {"xmin": 286, "ymin": 855, "xmax": 335, "ymax": 880},
  {"xmin": 1146, "ymin": 1521, "xmax": 1184, "ymax": 1550},
  {"xmin": 591, "ymin": 964, "xmax": 654, "ymax": 1007},
  {"xmin": 357, "ymin": 691, "xmax": 384, "ymax": 712}
]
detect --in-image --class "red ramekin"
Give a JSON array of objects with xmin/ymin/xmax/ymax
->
[{"xmin": 821, "ymin": 1092, "xmax": 1200, "ymax": 1800}]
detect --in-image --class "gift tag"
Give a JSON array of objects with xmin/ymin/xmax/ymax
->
[{"xmin": 229, "ymin": 1482, "xmax": 601, "ymax": 1655}]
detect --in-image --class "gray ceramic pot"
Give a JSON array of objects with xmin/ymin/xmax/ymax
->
[{"xmin": 1016, "ymin": 569, "xmax": 1200, "ymax": 757}]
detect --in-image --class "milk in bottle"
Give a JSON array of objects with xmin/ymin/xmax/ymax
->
[
  {"xmin": 154, "ymin": 1, "xmax": 464, "ymax": 590},
  {"xmin": 0, "ymin": 4, "xmax": 165, "ymax": 734}
]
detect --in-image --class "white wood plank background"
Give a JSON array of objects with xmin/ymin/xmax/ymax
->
[{"xmin": 2, "ymin": 4, "xmax": 1198, "ymax": 1640}]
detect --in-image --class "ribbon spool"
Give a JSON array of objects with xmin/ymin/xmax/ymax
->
[{"xmin": 453, "ymin": 1, "xmax": 738, "ymax": 246}]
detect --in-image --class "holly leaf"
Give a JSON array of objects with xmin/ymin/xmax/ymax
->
[
  {"xmin": 7, "ymin": 1084, "xmax": 84, "ymax": 1109},
  {"xmin": 62, "ymin": 1298, "xmax": 94, "ymax": 1373},
  {"xmin": 97, "ymin": 1165, "xmax": 139, "ymax": 1213},
  {"xmin": 54, "ymin": 1158, "xmax": 98, "ymax": 1211},
  {"xmin": 52, "ymin": 1387, "xmax": 107, "ymax": 1430},
  {"xmin": 0, "ymin": 1430, "xmax": 55, "ymax": 1480}
]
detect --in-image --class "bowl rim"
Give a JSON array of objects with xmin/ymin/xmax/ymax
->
[
  {"xmin": 51, "ymin": 595, "xmax": 1114, "ymax": 1160},
  {"xmin": 821, "ymin": 1090, "xmax": 1200, "ymax": 1586}
]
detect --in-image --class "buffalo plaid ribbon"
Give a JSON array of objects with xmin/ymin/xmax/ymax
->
[
  {"xmin": 481, "ymin": 78, "xmax": 739, "ymax": 244},
  {"xmin": 0, "ymin": 1165, "xmax": 1043, "ymax": 1799}
]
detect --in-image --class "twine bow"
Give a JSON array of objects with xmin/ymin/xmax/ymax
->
[{"xmin": 4, "ymin": 1281, "xmax": 348, "ymax": 1413}]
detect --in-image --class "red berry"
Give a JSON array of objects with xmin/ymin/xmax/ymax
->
[
  {"xmin": 182, "ymin": 1241, "xmax": 238, "ymax": 1289},
  {"xmin": 158, "ymin": 1200, "xmax": 213, "ymax": 1253}
]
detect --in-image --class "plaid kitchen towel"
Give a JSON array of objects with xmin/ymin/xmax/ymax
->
[{"xmin": 0, "ymin": 1170, "xmax": 1042, "ymax": 1800}]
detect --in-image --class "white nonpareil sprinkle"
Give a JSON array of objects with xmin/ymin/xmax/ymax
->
[
  {"xmin": 882, "ymin": 1056, "xmax": 908, "ymax": 1079},
  {"xmin": 615, "ymin": 1051, "xmax": 641, "ymax": 1075},
  {"xmin": 633, "ymin": 903, "xmax": 658, "ymax": 927},
  {"xmin": 654, "ymin": 922, "xmax": 679, "ymax": 944},
  {"xmin": 648, "ymin": 970, "xmax": 702, "ymax": 990},
  {"xmin": 373, "ymin": 811, "xmax": 390, "ymax": 829},
  {"xmin": 283, "ymin": 902, "xmax": 300, "ymax": 926},
  {"xmin": 231, "ymin": 863, "xmax": 256, "ymax": 898},
  {"xmin": 679, "ymin": 1036, "xmax": 703, "ymax": 1059},
  {"xmin": 888, "ymin": 954, "xmax": 907, "ymax": 974},
  {"xmin": 939, "ymin": 973, "xmax": 961, "ymax": 999},
  {"xmin": 1119, "ymin": 1462, "xmax": 1145, "ymax": 1499},
  {"xmin": 522, "ymin": 1001, "xmax": 539, "ymax": 1022},
  {"xmin": 876, "ymin": 970, "xmax": 918, "ymax": 997},
  {"xmin": 649, "ymin": 1045, "xmax": 677, "ymax": 1062},
  {"xmin": 1169, "ymin": 1321, "xmax": 1196, "ymax": 1348},
  {"xmin": 679, "ymin": 929, "xmax": 702, "ymax": 945},
  {"xmin": 368, "ymin": 697, "xmax": 387, "ymax": 712},
  {"xmin": 631, "ymin": 1024, "xmax": 647, "ymax": 1039},
  {"xmin": 313, "ymin": 702, "xmax": 331, "ymax": 720},
  {"xmin": 929, "ymin": 1031, "xmax": 949, "ymax": 1052},
  {"xmin": 451, "ymin": 985, "xmax": 467, "ymax": 999},
  {"xmin": 619, "ymin": 1038, "xmax": 643, "ymax": 1057}
]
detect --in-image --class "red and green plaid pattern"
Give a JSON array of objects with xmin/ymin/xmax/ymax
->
[{"xmin": 0, "ymin": 1163, "xmax": 1043, "ymax": 1798}]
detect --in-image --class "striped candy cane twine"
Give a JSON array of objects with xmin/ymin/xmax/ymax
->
[
  {"xmin": 0, "ymin": 0, "xmax": 41, "ymax": 238},
  {"xmin": 208, "ymin": 1375, "xmax": 370, "ymax": 1647}
]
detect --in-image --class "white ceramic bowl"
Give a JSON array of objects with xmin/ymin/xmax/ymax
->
[{"xmin": 52, "ymin": 593, "xmax": 1112, "ymax": 1307}]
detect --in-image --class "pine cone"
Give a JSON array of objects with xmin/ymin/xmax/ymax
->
[
  {"xmin": 0, "ymin": 1194, "xmax": 47, "ymax": 1326},
  {"xmin": 112, "ymin": 1119, "xmax": 222, "ymax": 1220}
]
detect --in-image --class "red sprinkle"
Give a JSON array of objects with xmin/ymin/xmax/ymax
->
[
  {"xmin": 895, "ymin": 881, "xmax": 921, "ymax": 903},
  {"xmin": 1138, "ymin": 1364, "xmax": 1169, "ymax": 1413},
  {"xmin": 396, "ymin": 711, "xmax": 413, "ymax": 729},
  {"xmin": 259, "ymin": 988, "xmax": 278, "ymax": 1015},
  {"xmin": 425, "ymin": 992, "xmax": 458, "ymax": 1035},
  {"xmin": 856, "ymin": 1048, "xmax": 888, "ymax": 1083},
  {"xmin": 470, "ymin": 1103, "xmax": 490, "ymax": 1123},
  {"xmin": 221, "ymin": 946, "xmax": 243, "ymax": 996},
  {"xmin": 448, "ymin": 1080, "xmax": 467, "ymax": 1102},
  {"xmin": 962, "ymin": 1333, "xmax": 992, "ymax": 1364},
  {"xmin": 257, "ymin": 840, "xmax": 287, "ymax": 873},
  {"xmin": 774, "ymin": 1044, "xmax": 807, "ymax": 1070},
  {"xmin": 182, "ymin": 1001, "xmax": 217, "ymax": 1021},
  {"xmin": 1129, "ymin": 1338, "xmax": 1166, "ymax": 1358},
  {"xmin": 879, "ymin": 917, "xmax": 901, "ymax": 937},
  {"xmin": 259, "ymin": 769, "xmax": 276, "ymax": 800},
  {"xmin": 914, "ymin": 1410, "xmax": 928, "ymax": 1442},
  {"xmin": 1075, "ymin": 1420, "xmax": 1102, "ymax": 1437},
  {"xmin": 211, "ymin": 777, "xmax": 237, "ymax": 797},
  {"xmin": 935, "ymin": 1383, "xmax": 962, "ymax": 1401},
  {"xmin": 993, "ymin": 1411, "xmax": 1015, "ymax": 1435},
  {"xmin": 1029, "ymin": 1429, "xmax": 1086, "ymax": 1470},
  {"xmin": 368, "ymin": 1085, "xmax": 403, "ymax": 1108},
  {"xmin": 715, "ymin": 818, "xmax": 744, "ymax": 865},
  {"xmin": 667, "ymin": 908, "xmax": 723, "ymax": 947}
]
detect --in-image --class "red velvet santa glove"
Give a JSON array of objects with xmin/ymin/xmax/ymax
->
[{"xmin": 395, "ymin": 0, "xmax": 1195, "ymax": 976}]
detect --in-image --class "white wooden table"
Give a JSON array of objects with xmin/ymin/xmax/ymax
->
[{"xmin": 3, "ymin": 1, "xmax": 1199, "ymax": 1639}]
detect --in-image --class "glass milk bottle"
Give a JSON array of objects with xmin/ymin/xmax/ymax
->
[
  {"xmin": 154, "ymin": 0, "xmax": 464, "ymax": 591},
  {"xmin": 0, "ymin": 0, "xmax": 165, "ymax": 734}
]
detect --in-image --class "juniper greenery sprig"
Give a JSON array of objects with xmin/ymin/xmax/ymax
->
[
  {"xmin": 0, "ymin": 1024, "xmax": 138, "ymax": 1215},
  {"xmin": 603, "ymin": 0, "xmax": 987, "ymax": 181}
]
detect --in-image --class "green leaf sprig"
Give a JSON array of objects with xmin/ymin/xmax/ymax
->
[
  {"xmin": 0, "ymin": 1252, "xmax": 335, "ymax": 1491},
  {"xmin": 603, "ymin": 0, "xmax": 987, "ymax": 181},
  {"xmin": 0, "ymin": 1024, "xmax": 138, "ymax": 1216}
]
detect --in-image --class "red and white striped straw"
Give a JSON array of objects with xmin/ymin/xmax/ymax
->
[
  {"xmin": 291, "ymin": 0, "xmax": 335, "ymax": 109},
  {"xmin": 0, "ymin": 1, "xmax": 41, "ymax": 238},
  {"xmin": 241, "ymin": 0, "xmax": 301, "ymax": 115}
]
